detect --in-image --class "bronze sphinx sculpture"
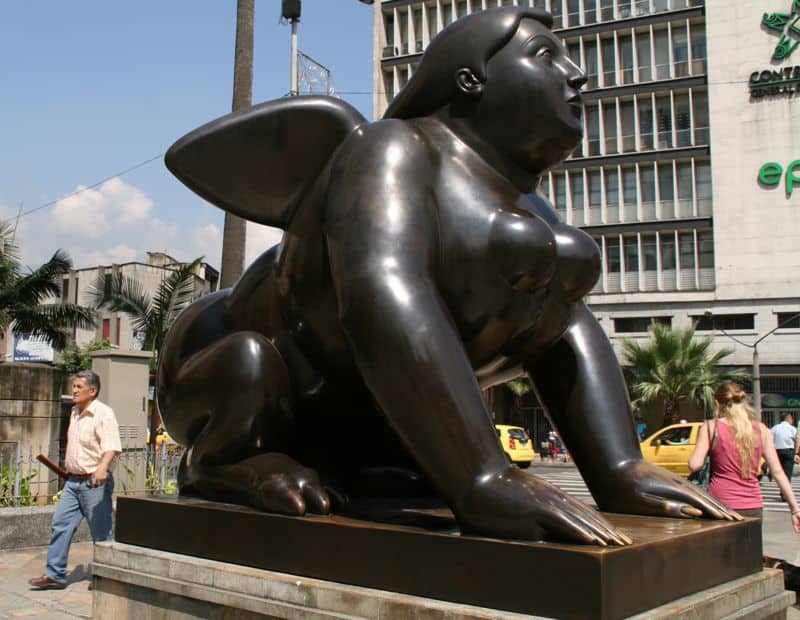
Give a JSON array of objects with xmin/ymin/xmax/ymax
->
[{"xmin": 157, "ymin": 6, "xmax": 738, "ymax": 545}]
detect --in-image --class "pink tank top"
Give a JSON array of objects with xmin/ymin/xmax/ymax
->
[{"xmin": 707, "ymin": 419, "xmax": 763, "ymax": 510}]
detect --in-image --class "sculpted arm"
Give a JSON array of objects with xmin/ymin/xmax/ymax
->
[{"xmin": 325, "ymin": 123, "xmax": 506, "ymax": 501}]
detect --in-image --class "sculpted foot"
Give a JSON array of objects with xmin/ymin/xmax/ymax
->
[
  {"xmin": 180, "ymin": 452, "xmax": 330, "ymax": 516},
  {"xmin": 454, "ymin": 466, "xmax": 631, "ymax": 546},
  {"xmin": 595, "ymin": 460, "xmax": 742, "ymax": 521}
]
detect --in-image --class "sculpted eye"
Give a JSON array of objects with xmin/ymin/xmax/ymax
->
[{"xmin": 536, "ymin": 48, "xmax": 554, "ymax": 63}]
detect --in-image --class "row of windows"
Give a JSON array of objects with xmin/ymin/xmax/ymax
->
[
  {"xmin": 573, "ymin": 88, "xmax": 708, "ymax": 158},
  {"xmin": 589, "ymin": 228, "xmax": 714, "ymax": 294},
  {"xmin": 382, "ymin": 0, "xmax": 704, "ymax": 58},
  {"xmin": 542, "ymin": 158, "xmax": 711, "ymax": 226},
  {"xmin": 565, "ymin": 19, "xmax": 706, "ymax": 89},
  {"xmin": 612, "ymin": 313, "xmax": 800, "ymax": 334}
]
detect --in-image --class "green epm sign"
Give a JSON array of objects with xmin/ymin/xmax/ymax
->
[
  {"xmin": 758, "ymin": 160, "xmax": 800, "ymax": 195},
  {"xmin": 763, "ymin": 0, "xmax": 800, "ymax": 60}
]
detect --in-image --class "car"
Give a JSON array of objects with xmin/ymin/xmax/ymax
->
[
  {"xmin": 640, "ymin": 422, "xmax": 701, "ymax": 477},
  {"xmin": 496, "ymin": 425, "xmax": 535, "ymax": 468},
  {"xmin": 640, "ymin": 421, "xmax": 766, "ymax": 478}
]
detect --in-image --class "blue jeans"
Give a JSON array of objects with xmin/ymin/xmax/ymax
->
[{"xmin": 45, "ymin": 474, "xmax": 114, "ymax": 584}]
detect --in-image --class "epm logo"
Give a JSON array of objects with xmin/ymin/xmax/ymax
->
[{"xmin": 750, "ymin": 1, "xmax": 800, "ymax": 97}]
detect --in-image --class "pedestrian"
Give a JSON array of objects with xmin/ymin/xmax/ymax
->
[
  {"xmin": 688, "ymin": 382, "xmax": 800, "ymax": 530},
  {"xmin": 771, "ymin": 413, "xmax": 798, "ymax": 500},
  {"xmin": 635, "ymin": 415, "xmax": 648, "ymax": 441},
  {"xmin": 29, "ymin": 370, "xmax": 121, "ymax": 590}
]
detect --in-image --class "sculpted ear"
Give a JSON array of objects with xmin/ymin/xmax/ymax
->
[{"xmin": 455, "ymin": 68, "xmax": 484, "ymax": 97}]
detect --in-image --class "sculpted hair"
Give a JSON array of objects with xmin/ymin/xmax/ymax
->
[
  {"xmin": 74, "ymin": 370, "xmax": 101, "ymax": 397},
  {"xmin": 383, "ymin": 7, "xmax": 552, "ymax": 120},
  {"xmin": 714, "ymin": 382, "xmax": 757, "ymax": 478}
]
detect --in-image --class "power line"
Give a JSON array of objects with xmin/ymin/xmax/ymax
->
[{"xmin": 19, "ymin": 154, "xmax": 164, "ymax": 219}]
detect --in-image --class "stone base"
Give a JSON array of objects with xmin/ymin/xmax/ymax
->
[{"xmin": 92, "ymin": 542, "xmax": 795, "ymax": 620}]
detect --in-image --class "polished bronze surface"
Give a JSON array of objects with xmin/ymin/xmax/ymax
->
[
  {"xmin": 116, "ymin": 496, "xmax": 762, "ymax": 619},
  {"xmin": 156, "ymin": 6, "xmax": 738, "ymax": 546}
]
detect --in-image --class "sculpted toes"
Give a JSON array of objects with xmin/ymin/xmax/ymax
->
[{"xmin": 255, "ymin": 474, "xmax": 307, "ymax": 515}]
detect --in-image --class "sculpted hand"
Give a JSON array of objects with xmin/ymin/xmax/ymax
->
[
  {"xmin": 594, "ymin": 460, "xmax": 742, "ymax": 521},
  {"xmin": 454, "ymin": 466, "xmax": 631, "ymax": 546}
]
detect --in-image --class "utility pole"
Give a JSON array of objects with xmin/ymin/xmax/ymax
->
[
  {"xmin": 219, "ymin": 0, "xmax": 254, "ymax": 290},
  {"xmin": 283, "ymin": 1, "xmax": 301, "ymax": 95}
]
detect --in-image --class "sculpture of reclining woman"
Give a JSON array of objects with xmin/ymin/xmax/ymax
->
[{"xmin": 157, "ymin": 6, "xmax": 738, "ymax": 545}]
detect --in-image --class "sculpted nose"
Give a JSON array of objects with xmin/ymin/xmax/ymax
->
[{"xmin": 568, "ymin": 70, "xmax": 587, "ymax": 90}]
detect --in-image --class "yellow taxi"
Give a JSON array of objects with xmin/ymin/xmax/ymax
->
[
  {"xmin": 496, "ymin": 425, "xmax": 535, "ymax": 469},
  {"xmin": 640, "ymin": 422, "xmax": 701, "ymax": 477},
  {"xmin": 641, "ymin": 421, "xmax": 766, "ymax": 479}
]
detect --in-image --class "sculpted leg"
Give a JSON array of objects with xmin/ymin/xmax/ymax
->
[
  {"xmin": 527, "ymin": 303, "xmax": 739, "ymax": 521},
  {"xmin": 159, "ymin": 331, "xmax": 329, "ymax": 515}
]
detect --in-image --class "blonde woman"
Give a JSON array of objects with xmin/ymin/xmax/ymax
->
[{"xmin": 689, "ymin": 382, "xmax": 800, "ymax": 530}]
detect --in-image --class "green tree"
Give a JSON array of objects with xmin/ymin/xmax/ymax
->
[
  {"xmin": 55, "ymin": 339, "xmax": 111, "ymax": 376},
  {"xmin": 0, "ymin": 221, "xmax": 96, "ymax": 350},
  {"xmin": 622, "ymin": 322, "xmax": 748, "ymax": 428}
]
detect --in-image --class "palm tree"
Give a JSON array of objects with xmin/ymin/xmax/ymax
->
[
  {"xmin": 219, "ymin": 0, "xmax": 254, "ymax": 289},
  {"xmin": 0, "ymin": 222, "xmax": 95, "ymax": 351},
  {"xmin": 89, "ymin": 257, "xmax": 204, "ymax": 459},
  {"xmin": 622, "ymin": 321, "xmax": 748, "ymax": 428}
]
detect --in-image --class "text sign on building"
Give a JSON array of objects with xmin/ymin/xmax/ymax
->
[
  {"xmin": 751, "ymin": 1, "xmax": 800, "ymax": 98},
  {"xmin": 13, "ymin": 333, "xmax": 54, "ymax": 363}
]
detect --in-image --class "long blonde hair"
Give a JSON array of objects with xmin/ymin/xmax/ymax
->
[{"xmin": 714, "ymin": 382, "xmax": 758, "ymax": 479}]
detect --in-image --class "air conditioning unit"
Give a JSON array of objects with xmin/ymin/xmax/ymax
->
[
  {"xmin": 382, "ymin": 45, "xmax": 398, "ymax": 58},
  {"xmin": 415, "ymin": 41, "xmax": 423, "ymax": 53}
]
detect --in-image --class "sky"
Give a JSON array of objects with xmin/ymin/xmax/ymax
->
[{"xmin": 0, "ymin": 1, "xmax": 375, "ymax": 272}]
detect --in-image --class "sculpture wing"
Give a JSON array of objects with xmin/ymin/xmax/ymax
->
[{"xmin": 165, "ymin": 96, "xmax": 367, "ymax": 229}]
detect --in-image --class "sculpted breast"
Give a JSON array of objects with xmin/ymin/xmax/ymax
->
[{"xmin": 490, "ymin": 211, "xmax": 599, "ymax": 301}]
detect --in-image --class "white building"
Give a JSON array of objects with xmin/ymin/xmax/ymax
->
[{"xmin": 370, "ymin": 0, "xmax": 800, "ymax": 423}]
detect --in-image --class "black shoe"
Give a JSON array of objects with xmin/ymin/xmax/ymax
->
[{"xmin": 29, "ymin": 575, "xmax": 67, "ymax": 590}]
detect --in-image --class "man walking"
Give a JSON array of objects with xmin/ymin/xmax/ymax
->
[
  {"xmin": 771, "ymin": 413, "xmax": 799, "ymax": 501},
  {"xmin": 29, "ymin": 370, "xmax": 121, "ymax": 589}
]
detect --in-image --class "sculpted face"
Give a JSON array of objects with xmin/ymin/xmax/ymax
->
[{"xmin": 465, "ymin": 17, "xmax": 586, "ymax": 173}]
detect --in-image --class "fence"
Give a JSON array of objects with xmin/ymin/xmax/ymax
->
[{"xmin": 0, "ymin": 443, "xmax": 184, "ymax": 508}]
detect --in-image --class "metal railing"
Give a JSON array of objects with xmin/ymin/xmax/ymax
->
[{"xmin": 0, "ymin": 443, "xmax": 184, "ymax": 508}]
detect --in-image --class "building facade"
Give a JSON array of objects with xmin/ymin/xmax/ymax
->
[
  {"xmin": 371, "ymin": 0, "xmax": 800, "ymax": 424},
  {"xmin": 59, "ymin": 252, "xmax": 218, "ymax": 352}
]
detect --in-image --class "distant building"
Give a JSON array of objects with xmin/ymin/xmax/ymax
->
[
  {"xmin": 61, "ymin": 252, "xmax": 218, "ymax": 351},
  {"xmin": 370, "ymin": 0, "xmax": 800, "ymax": 427}
]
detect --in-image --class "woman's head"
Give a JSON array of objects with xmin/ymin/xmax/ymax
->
[
  {"xmin": 384, "ymin": 7, "xmax": 553, "ymax": 120},
  {"xmin": 715, "ymin": 382, "xmax": 758, "ymax": 478}
]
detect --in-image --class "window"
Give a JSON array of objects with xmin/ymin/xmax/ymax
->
[
  {"xmin": 640, "ymin": 164, "xmax": 656, "ymax": 204},
  {"xmin": 62, "ymin": 278, "xmax": 70, "ymax": 303},
  {"xmin": 638, "ymin": 96, "xmax": 654, "ymax": 149},
  {"xmin": 654, "ymin": 29, "xmax": 670, "ymax": 79},
  {"xmin": 584, "ymin": 0, "xmax": 597, "ymax": 24},
  {"xmin": 656, "ymin": 94, "xmax": 672, "ymax": 148},
  {"xmin": 695, "ymin": 162, "xmax": 712, "ymax": 215},
  {"xmin": 698, "ymin": 231, "xmax": 714, "ymax": 268},
  {"xmin": 603, "ymin": 102, "xmax": 617, "ymax": 154},
  {"xmin": 652, "ymin": 425, "xmax": 692, "ymax": 446},
  {"xmin": 690, "ymin": 25, "xmax": 706, "ymax": 73},
  {"xmin": 606, "ymin": 236, "xmax": 621, "ymax": 273},
  {"xmin": 674, "ymin": 92, "xmax": 691, "ymax": 147},
  {"xmin": 642, "ymin": 234, "xmax": 658, "ymax": 270},
  {"xmin": 660, "ymin": 233, "xmax": 676, "ymax": 270},
  {"xmin": 619, "ymin": 33, "xmax": 634, "ymax": 84},
  {"xmin": 623, "ymin": 236, "xmax": 639, "ymax": 272},
  {"xmin": 679, "ymin": 231, "xmax": 695, "ymax": 269},
  {"xmin": 693, "ymin": 314, "xmax": 755, "ymax": 331},
  {"xmin": 602, "ymin": 37, "xmax": 616, "ymax": 86},
  {"xmin": 587, "ymin": 103, "xmax": 601, "ymax": 155},
  {"xmin": 693, "ymin": 90, "xmax": 709, "ymax": 144},
  {"xmin": 585, "ymin": 39, "xmax": 598, "ymax": 88},
  {"xmin": 672, "ymin": 23, "xmax": 689, "ymax": 77},
  {"xmin": 554, "ymin": 172, "xmax": 566, "ymax": 212},
  {"xmin": 614, "ymin": 316, "xmax": 672, "ymax": 333},
  {"xmin": 620, "ymin": 100, "xmax": 635, "ymax": 151},
  {"xmin": 623, "ymin": 167, "xmax": 637, "ymax": 220},
  {"xmin": 676, "ymin": 162, "xmax": 693, "ymax": 216},
  {"xmin": 567, "ymin": 0, "xmax": 580, "ymax": 26},
  {"xmin": 637, "ymin": 30, "xmax": 652, "ymax": 81},
  {"xmin": 104, "ymin": 273, "xmax": 112, "ymax": 298},
  {"xmin": 102, "ymin": 318, "xmax": 111, "ymax": 341},
  {"xmin": 605, "ymin": 168, "xmax": 619, "ymax": 207},
  {"xmin": 777, "ymin": 312, "xmax": 800, "ymax": 330},
  {"xmin": 570, "ymin": 171, "xmax": 585, "ymax": 221},
  {"xmin": 588, "ymin": 170, "xmax": 602, "ymax": 222},
  {"xmin": 551, "ymin": 0, "xmax": 563, "ymax": 29},
  {"xmin": 658, "ymin": 161, "xmax": 674, "ymax": 212}
]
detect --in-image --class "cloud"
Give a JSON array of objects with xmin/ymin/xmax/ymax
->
[
  {"xmin": 8, "ymin": 178, "xmax": 224, "ymax": 272},
  {"xmin": 245, "ymin": 222, "xmax": 283, "ymax": 267}
]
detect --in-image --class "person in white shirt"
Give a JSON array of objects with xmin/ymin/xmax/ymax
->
[{"xmin": 771, "ymin": 413, "xmax": 799, "ymax": 500}]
